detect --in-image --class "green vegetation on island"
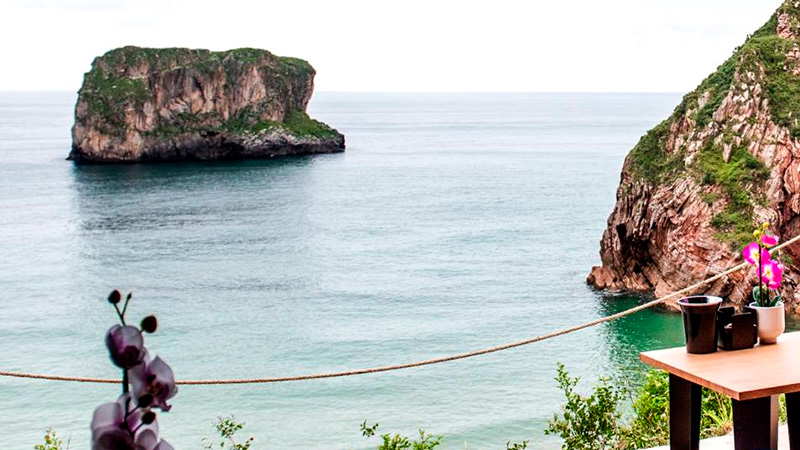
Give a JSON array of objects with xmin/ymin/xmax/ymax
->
[
  {"xmin": 145, "ymin": 109, "xmax": 340, "ymax": 141},
  {"xmin": 77, "ymin": 46, "xmax": 328, "ymax": 140},
  {"xmin": 625, "ymin": 1, "xmax": 800, "ymax": 248}
]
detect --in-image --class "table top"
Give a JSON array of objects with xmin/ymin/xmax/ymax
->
[{"xmin": 640, "ymin": 331, "xmax": 800, "ymax": 400}]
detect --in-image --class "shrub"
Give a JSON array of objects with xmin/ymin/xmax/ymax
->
[
  {"xmin": 548, "ymin": 364, "xmax": 742, "ymax": 450},
  {"xmin": 622, "ymin": 369, "xmax": 670, "ymax": 449},
  {"xmin": 360, "ymin": 421, "xmax": 443, "ymax": 450},
  {"xmin": 622, "ymin": 369, "xmax": 734, "ymax": 449},
  {"xmin": 545, "ymin": 363, "xmax": 624, "ymax": 450},
  {"xmin": 34, "ymin": 429, "xmax": 69, "ymax": 450},
  {"xmin": 202, "ymin": 415, "xmax": 258, "ymax": 450}
]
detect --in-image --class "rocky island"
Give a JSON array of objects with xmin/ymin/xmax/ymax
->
[
  {"xmin": 588, "ymin": 0, "xmax": 800, "ymax": 313},
  {"xmin": 69, "ymin": 46, "xmax": 344, "ymax": 163}
]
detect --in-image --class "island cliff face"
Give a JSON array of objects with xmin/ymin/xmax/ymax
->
[
  {"xmin": 588, "ymin": 1, "xmax": 800, "ymax": 313},
  {"xmin": 69, "ymin": 47, "xmax": 344, "ymax": 163}
]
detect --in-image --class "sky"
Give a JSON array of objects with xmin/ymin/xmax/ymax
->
[{"xmin": 0, "ymin": 0, "xmax": 786, "ymax": 92}]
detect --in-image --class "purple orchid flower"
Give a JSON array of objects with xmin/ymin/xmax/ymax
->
[
  {"xmin": 761, "ymin": 234, "xmax": 779, "ymax": 247},
  {"xmin": 91, "ymin": 402, "xmax": 134, "ymax": 450},
  {"xmin": 742, "ymin": 242, "xmax": 771, "ymax": 266},
  {"xmin": 91, "ymin": 400, "xmax": 148, "ymax": 450},
  {"xmin": 92, "ymin": 429, "xmax": 135, "ymax": 450},
  {"xmin": 94, "ymin": 291, "xmax": 177, "ymax": 449},
  {"xmin": 133, "ymin": 421, "xmax": 161, "ymax": 450},
  {"xmin": 134, "ymin": 425, "xmax": 174, "ymax": 450},
  {"xmin": 91, "ymin": 395, "xmax": 173, "ymax": 450},
  {"xmin": 762, "ymin": 259, "xmax": 784, "ymax": 289},
  {"xmin": 153, "ymin": 440, "xmax": 175, "ymax": 450},
  {"xmin": 105, "ymin": 325, "xmax": 146, "ymax": 369},
  {"xmin": 130, "ymin": 350, "xmax": 178, "ymax": 412}
]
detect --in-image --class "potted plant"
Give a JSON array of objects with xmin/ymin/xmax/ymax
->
[{"xmin": 743, "ymin": 223, "xmax": 786, "ymax": 345}]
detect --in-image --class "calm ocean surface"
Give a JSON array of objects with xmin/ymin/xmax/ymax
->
[{"xmin": 2, "ymin": 91, "xmax": 712, "ymax": 449}]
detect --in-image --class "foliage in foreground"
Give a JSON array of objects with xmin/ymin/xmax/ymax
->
[
  {"xmin": 545, "ymin": 364, "xmax": 622, "ymax": 450},
  {"xmin": 34, "ymin": 429, "xmax": 69, "ymax": 450},
  {"xmin": 359, "ymin": 420, "xmax": 532, "ymax": 450},
  {"xmin": 40, "ymin": 363, "xmax": 786, "ymax": 450},
  {"xmin": 546, "ymin": 363, "xmax": 747, "ymax": 450},
  {"xmin": 202, "ymin": 416, "xmax": 258, "ymax": 450},
  {"xmin": 360, "ymin": 421, "xmax": 443, "ymax": 450}
]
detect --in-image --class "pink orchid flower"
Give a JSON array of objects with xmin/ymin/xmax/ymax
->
[
  {"xmin": 742, "ymin": 242, "xmax": 771, "ymax": 266},
  {"xmin": 761, "ymin": 234, "xmax": 779, "ymax": 247},
  {"xmin": 761, "ymin": 260, "xmax": 783, "ymax": 289}
]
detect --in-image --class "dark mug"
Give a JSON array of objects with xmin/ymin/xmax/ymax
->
[{"xmin": 678, "ymin": 296, "xmax": 722, "ymax": 354}]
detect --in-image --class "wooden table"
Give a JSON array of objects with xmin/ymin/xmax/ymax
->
[{"xmin": 640, "ymin": 331, "xmax": 800, "ymax": 450}]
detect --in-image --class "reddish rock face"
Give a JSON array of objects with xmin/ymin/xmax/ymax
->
[
  {"xmin": 69, "ymin": 47, "xmax": 344, "ymax": 163},
  {"xmin": 588, "ymin": 2, "xmax": 800, "ymax": 314}
]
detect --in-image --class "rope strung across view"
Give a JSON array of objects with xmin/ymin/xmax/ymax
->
[{"xmin": 3, "ymin": 234, "xmax": 800, "ymax": 385}]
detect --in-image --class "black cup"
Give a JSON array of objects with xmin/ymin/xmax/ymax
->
[{"xmin": 678, "ymin": 296, "xmax": 722, "ymax": 354}]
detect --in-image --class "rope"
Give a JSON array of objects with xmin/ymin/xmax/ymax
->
[{"xmin": 3, "ymin": 234, "xmax": 799, "ymax": 386}]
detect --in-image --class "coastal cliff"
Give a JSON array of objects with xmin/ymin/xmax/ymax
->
[
  {"xmin": 588, "ymin": 0, "xmax": 800, "ymax": 313},
  {"xmin": 69, "ymin": 47, "xmax": 344, "ymax": 163}
]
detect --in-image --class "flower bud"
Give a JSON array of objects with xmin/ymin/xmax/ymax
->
[
  {"xmin": 138, "ymin": 394, "xmax": 153, "ymax": 408},
  {"xmin": 108, "ymin": 290, "xmax": 122, "ymax": 305},
  {"xmin": 141, "ymin": 411, "xmax": 157, "ymax": 425},
  {"xmin": 130, "ymin": 354, "xmax": 178, "ymax": 412},
  {"xmin": 140, "ymin": 316, "xmax": 158, "ymax": 334}
]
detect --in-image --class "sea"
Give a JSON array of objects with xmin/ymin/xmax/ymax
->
[{"xmin": 0, "ymin": 91, "xmax": 762, "ymax": 449}]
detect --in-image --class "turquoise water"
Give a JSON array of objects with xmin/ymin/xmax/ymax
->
[{"xmin": 1, "ymin": 92, "xmax": 704, "ymax": 449}]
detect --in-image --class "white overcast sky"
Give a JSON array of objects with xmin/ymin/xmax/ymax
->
[{"xmin": 0, "ymin": 0, "xmax": 785, "ymax": 92}]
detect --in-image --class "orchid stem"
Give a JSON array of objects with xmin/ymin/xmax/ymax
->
[
  {"xmin": 121, "ymin": 294, "xmax": 130, "ymax": 318},
  {"xmin": 113, "ymin": 303, "xmax": 126, "ymax": 326},
  {"xmin": 759, "ymin": 242, "xmax": 763, "ymax": 306},
  {"xmin": 123, "ymin": 395, "xmax": 136, "ymax": 437}
]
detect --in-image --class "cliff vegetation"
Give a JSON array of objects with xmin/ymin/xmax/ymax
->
[{"xmin": 589, "ymin": 0, "xmax": 800, "ymax": 312}]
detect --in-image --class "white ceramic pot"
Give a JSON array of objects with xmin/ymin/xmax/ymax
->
[{"xmin": 749, "ymin": 301, "xmax": 786, "ymax": 345}]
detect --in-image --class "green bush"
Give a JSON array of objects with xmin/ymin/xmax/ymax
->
[
  {"xmin": 202, "ymin": 416, "xmax": 258, "ymax": 450},
  {"xmin": 622, "ymin": 369, "xmax": 670, "ymax": 449},
  {"xmin": 360, "ymin": 421, "xmax": 443, "ymax": 450},
  {"xmin": 547, "ymin": 364, "xmax": 745, "ymax": 450},
  {"xmin": 622, "ymin": 369, "xmax": 734, "ymax": 449},
  {"xmin": 545, "ymin": 363, "xmax": 624, "ymax": 450},
  {"xmin": 34, "ymin": 429, "xmax": 68, "ymax": 450}
]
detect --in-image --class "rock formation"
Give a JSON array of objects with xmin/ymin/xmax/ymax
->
[
  {"xmin": 69, "ymin": 47, "xmax": 344, "ymax": 163},
  {"xmin": 588, "ymin": 1, "xmax": 800, "ymax": 313}
]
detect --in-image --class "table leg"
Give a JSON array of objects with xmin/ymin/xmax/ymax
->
[
  {"xmin": 670, "ymin": 374, "xmax": 701, "ymax": 450},
  {"xmin": 786, "ymin": 392, "xmax": 800, "ymax": 450},
  {"xmin": 732, "ymin": 395, "xmax": 778, "ymax": 450}
]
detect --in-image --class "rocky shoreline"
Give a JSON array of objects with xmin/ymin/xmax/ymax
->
[{"xmin": 68, "ymin": 128, "xmax": 344, "ymax": 164}]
